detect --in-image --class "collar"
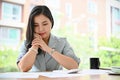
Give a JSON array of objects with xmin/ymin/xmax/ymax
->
[
  {"xmin": 48, "ymin": 34, "xmax": 56, "ymax": 49},
  {"xmin": 45, "ymin": 34, "xmax": 57, "ymax": 62}
]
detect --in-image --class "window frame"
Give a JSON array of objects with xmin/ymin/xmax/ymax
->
[{"xmin": 1, "ymin": 1, "xmax": 22, "ymax": 22}]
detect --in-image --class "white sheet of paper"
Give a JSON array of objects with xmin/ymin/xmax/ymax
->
[
  {"xmin": 39, "ymin": 71, "xmax": 83, "ymax": 78},
  {"xmin": 39, "ymin": 69, "xmax": 109, "ymax": 78}
]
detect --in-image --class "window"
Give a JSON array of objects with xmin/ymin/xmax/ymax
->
[
  {"xmin": 111, "ymin": 7, "xmax": 120, "ymax": 37},
  {"xmin": 2, "ymin": 2, "xmax": 22, "ymax": 22},
  {"xmin": 88, "ymin": 18, "xmax": 98, "ymax": 51},
  {"xmin": 88, "ymin": 18, "xmax": 97, "ymax": 32},
  {"xmin": 87, "ymin": 0, "xmax": 97, "ymax": 14},
  {"xmin": 0, "ymin": 27, "xmax": 21, "ymax": 46},
  {"xmin": 65, "ymin": 3, "xmax": 72, "ymax": 19},
  {"xmin": 116, "ymin": 0, "xmax": 120, "ymax": 2}
]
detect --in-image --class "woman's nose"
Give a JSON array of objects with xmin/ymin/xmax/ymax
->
[
  {"xmin": 34, "ymin": 25, "xmax": 44, "ymax": 33},
  {"xmin": 38, "ymin": 26, "xmax": 43, "ymax": 32}
]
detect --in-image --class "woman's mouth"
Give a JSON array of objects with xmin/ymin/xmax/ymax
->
[{"xmin": 39, "ymin": 32, "xmax": 45, "ymax": 36}]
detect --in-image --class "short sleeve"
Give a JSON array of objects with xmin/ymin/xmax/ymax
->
[
  {"xmin": 16, "ymin": 41, "xmax": 27, "ymax": 64},
  {"xmin": 62, "ymin": 39, "xmax": 80, "ymax": 65}
]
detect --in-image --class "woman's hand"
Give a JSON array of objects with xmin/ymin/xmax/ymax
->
[{"xmin": 32, "ymin": 33, "xmax": 50, "ymax": 52}]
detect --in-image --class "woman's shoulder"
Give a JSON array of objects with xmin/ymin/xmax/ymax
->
[
  {"xmin": 50, "ymin": 34, "xmax": 69, "ymax": 51},
  {"xmin": 21, "ymin": 40, "xmax": 27, "ymax": 46}
]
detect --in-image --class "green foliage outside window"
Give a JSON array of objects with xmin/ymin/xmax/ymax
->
[
  {"xmin": 97, "ymin": 37, "xmax": 120, "ymax": 68},
  {"xmin": 0, "ymin": 48, "xmax": 18, "ymax": 72}
]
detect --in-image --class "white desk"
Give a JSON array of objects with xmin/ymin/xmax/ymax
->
[{"xmin": 0, "ymin": 69, "xmax": 120, "ymax": 80}]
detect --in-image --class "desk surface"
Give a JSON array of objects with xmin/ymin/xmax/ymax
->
[
  {"xmin": 39, "ymin": 75, "xmax": 120, "ymax": 80},
  {"xmin": 0, "ymin": 69, "xmax": 120, "ymax": 80}
]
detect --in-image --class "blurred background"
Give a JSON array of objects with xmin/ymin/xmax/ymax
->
[{"xmin": 0, "ymin": 0, "xmax": 120, "ymax": 72}]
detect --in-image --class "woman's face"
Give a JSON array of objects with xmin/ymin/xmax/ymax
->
[{"xmin": 34, "ymin": 14, "xmax": 52, "ymax": 40}]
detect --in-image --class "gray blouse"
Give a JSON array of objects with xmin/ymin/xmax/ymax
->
[{"xmin": 17, "ymin": 34, "xmax": 80, "ymax": 72}]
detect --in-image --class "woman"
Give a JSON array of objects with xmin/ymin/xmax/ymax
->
[{"xmin": 17, "ymin": 5, "xmax": 80, "ymax": 72}]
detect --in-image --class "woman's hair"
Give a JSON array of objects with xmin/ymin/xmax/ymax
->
[{"xmin": 25, "ymin": 5, "xmax": 54, "ymax": 50}]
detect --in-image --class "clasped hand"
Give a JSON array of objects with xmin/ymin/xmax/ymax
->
[{"xmin": 32, "ymin": 33, "xmax": 49, "ymax": 52}]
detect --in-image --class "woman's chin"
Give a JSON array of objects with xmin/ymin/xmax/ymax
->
[{"xmin": 41, "ymin": 35, "xmax": 46, "ymax": 39}]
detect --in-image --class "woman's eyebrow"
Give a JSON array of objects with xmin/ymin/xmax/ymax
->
[
  {"xmin": 42, "ymin": 20, "xmax": 48, "ymax": 23},
  {"xmin": 34, "ymin": 23, "xmax": 38, "ymax": 25}
]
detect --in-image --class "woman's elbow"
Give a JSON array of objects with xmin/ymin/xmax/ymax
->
[
  {"xmin": 18, "ymin": 63, "xmax": 30, "ymax": 72},
  {"xmin": 19, "ymin": 67, "xmax": 29, "ymax": 72}
]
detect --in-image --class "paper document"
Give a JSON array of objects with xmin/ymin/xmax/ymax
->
[
  {"xmin": 39, "ymin": 69, "xmax": 110, "ymax": 78},
  {"xmin": 53, "ymin": 69, "xmax": 80, "ymax": 74}
]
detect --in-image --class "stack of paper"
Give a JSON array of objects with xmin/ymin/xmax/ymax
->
[{"xmin": 109, "ymin": 66, "xmax": 120, "ymax": 75}]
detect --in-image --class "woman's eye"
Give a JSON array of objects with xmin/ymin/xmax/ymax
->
[
  {"xmin": 34, "ymin": 25, "xmax": 38, "ymax": 27},
  {"xmin": 43, "ymin": 23, "xmax": 48, "ymax": 26}
]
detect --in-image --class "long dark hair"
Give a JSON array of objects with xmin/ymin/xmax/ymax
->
[{"xmin": 25, "ymin": 5, "xmax": 54, "ymax": 51}]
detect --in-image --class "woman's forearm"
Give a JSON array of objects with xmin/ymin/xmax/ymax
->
[
  {"xmin": 18, "ymin": 47, "xmax": 38, "ymax": 72},
  {"xmin": 47, "ymin": 48, "xmax": 79, "ymax": 70},
  {"xmin": 52, "ymin": 52, "xmax": 78, "ymax": 69}
]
